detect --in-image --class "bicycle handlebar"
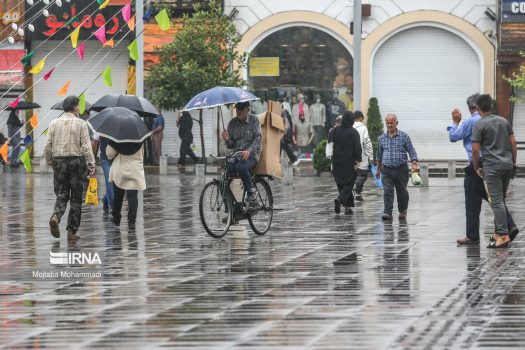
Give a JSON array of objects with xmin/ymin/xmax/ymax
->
[{"xmin": 209, "ymin": 151, "xmax": 244, "ymax": 161}]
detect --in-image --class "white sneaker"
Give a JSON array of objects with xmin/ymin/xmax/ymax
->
[{"xmin": 292, "ymin": 160, "xmax": 300, "ymax": 166}]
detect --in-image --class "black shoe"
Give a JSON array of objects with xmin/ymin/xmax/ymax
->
[
  {"xmin": 344, "ymin": 208, "xmax": 353, "ymax": 215},
  {"xmin": 103, "ymin": 203, "xmax": 109, "ymax": 213},
  {"xmin": 509, "ymin": 226, "xmax": 519, "ymax": 241},
  {"xmin": 112, "ymin": 216, "xmax": 121, "ymax": 226},
  {"xmin": 355, "ymin": 194, "xmax": 363, "ymax": 201},
  {"xmin": 334, "ymin": 199, "xmax": 341, "ymax": 214},
  {"xmin": 247, "ymin": 190, "xmax": 258, "ymax": 202},
  {"xmin": 382, "ymin": 213, "xmax": 393, "ymax": 221},
  {"xmin": 128, "ymin": 222, "xmax": 136, "ymax": 230},
  {"xmin": 49, "ymin": 214, "xmax": 60, "ymax": 238}
]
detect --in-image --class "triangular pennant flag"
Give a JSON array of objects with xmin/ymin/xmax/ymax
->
[
  {"xmin": 43, "ymin": 67, "xmax": 55, "ymax": 80},
  {"xmin": 143, "ymin": 6, "xmax": 154, "ymax": 21},
  {"xmin": 94, "ymin": 25, "xmax": 107, "ymax": 44},
  {"xmin": 21, "ymin": 51, "xmax": 34, "ymax": 66},
  {"xmin": 71, "ymin": 25, "xmax": 80, "ymax": 48},
  {"xmin": 0, "ymin": 143, "xmax": 8, "ymax": 163},
  {"xmin": 102, "ymin": 66, "xmax": 112, "ymax": 87},
  {"xmin": 9, "ymin": 96, "xmax": 20, "ymax": 109},
  {"xmin": 20, "ymin": 149, "xmax": 31, "ymax": 172},
  {"xmin": 155, "ymin": 9, "xmax": 171, "ymax": 31},
  {"xmin": 29, "ymin": 114, "xmax": 38, "ymax": 128},
  {"xmin": 23, "ymin": 135, "xmax": 32, "ymax": 145},
  {"xmin": 57, "ymin": 80, "xmax": 71, "ymax": 96},
  {"xmin": 103, "ymin": 38, "xmax": 114, "ymax": 48},
  {"xmin": 65, "ymin": 16, "xmax": 79, "ymax": 27},
  {"xmin": 29, "ymin": 57, "xmax": 46, "ymax": 74},
  {"xmin": 43, "ymin": 128, "xmax": 48, "ymax": 136},
  {"xmin": 96, "ymin": 0, "xmax": 103, "ymax": 4},
  {"xmin": 79, "ymin": 93, "xmax": 86, "ymax": 114},
  {"xmin": 128, "ymin": 39, "xmax": 138, "ymax": 61},
  {"xmin": 122, "ymin": 2, "xmax": 131, "ymax": 22},
  {"xmin": 99, "ymin": 0, "xmax": 110, "ymax": 9},
  {"xmin": 127, "ymin": 15, "xmax": 135, "ymax": 31},
  {"xmin": 77, "ymin": 42, "xmax": 85, "ymax": 60}
]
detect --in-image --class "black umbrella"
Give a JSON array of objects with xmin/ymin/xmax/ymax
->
[
  {"xmin": 6, "ymin": 101, "xmax": 41, "ymax": 110},
  {"xmin": 91, "ymin": 94, "xmax": 158, "ymax": 118},
  {"xmin": 87, "ymin": 107, "xmax": 152, "ymax": 143},
  {"xmin": 51, "ymin": 100, "xmax": 92, "ymax": 111}
]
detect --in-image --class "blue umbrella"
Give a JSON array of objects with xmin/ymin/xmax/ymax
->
[
  {"xmin": 182, "ymin": 86, "xmax": 259, "ymax": 111},
  {"xmin": 370, "ymin": 164, "xmax": 383, "ymax": 189}
]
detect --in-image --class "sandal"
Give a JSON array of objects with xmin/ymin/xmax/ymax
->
[{"xmin": 487, "ymin": 240, "xmax": 510, "ymax": 249}]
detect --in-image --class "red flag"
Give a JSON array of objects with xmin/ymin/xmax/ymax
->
[
  {"xmin": 77, "ymin": 42, "xmax": 85, "ymax": 60},
  {"xmin": 9, "ymin": 96, "xmax": 20, "ymax": 109},
  {"xmin": 43, "ymin": 67, "xmax": 55, "ymax": 81}
]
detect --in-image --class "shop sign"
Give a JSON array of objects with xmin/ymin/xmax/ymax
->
[
  {"xmin": 502, "ymin": 0, "xmax": 525, "ymax": 22},
  {"xmin": 0, "ymin": 49, "xmax": 25, "ymax": 87},
  {"xmin": 26, "ymin": 0, "xmax": 124, "ymax": 40},
  {"xmin": 249, "ymin": 57, "xmax": 279, "ymax": 77}
]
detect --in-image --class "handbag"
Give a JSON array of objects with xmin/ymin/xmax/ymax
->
[
  {"xmin": 325, "ymin": 142, "xmax": 333, "ymax": 158},
  {"xmin": 84, "ymin": 177, "xmax": 99, "ymax": 206}
]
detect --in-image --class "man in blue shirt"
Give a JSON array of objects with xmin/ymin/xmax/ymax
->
[
  {"xmin": 449, "ymin": 93, "xmax": 517, "ymax": 245},
  {"xmin": 375, "ymin": 114, "xmax": 418, "ymax": 221}
]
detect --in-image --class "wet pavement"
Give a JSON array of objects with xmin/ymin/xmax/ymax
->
[{"xmin": 1, "ymin": 168, "xmax": 524, "ymax": 349}]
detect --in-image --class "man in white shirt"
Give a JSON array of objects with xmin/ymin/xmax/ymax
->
[{"xmin": 352, "ymin": 111, "xmax": 374, "ymax": 201}]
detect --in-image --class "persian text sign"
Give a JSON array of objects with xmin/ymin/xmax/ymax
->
[{"xmin": 249, "ymin": 57, "xmax": 280, "ymax": 77}]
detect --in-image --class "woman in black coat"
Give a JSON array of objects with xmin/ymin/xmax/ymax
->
[
  {"xmin": 329, "ymin": 111, "xmax": 362, "ymax": 214},
  {"xmin": 177, "ymin": 111, "xmax": 199, "ymax": 165}
]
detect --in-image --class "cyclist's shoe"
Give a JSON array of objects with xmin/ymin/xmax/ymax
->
[
  {"xmin": 247, "ymin": 189, "xmax": 258, "ymax": 202},
  {"xmin": 221, "ymin": 216, "xmax": 238, "ymax": 224}
]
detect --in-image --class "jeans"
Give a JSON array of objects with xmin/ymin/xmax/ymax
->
[
  {"xmin": 226, "ymin": 156, "xmax": 257, "ymax": 191},
  {"xmin": 100, "ymin": 159, "xmax": 113, "ymax": 209},
  {"xmin": 353, "ymin": 168, "xmax": 369, "ymax": 194},
  {"xmin": 112, "ymin": 184, "xmax": 138, "ymax": 225},
  {"xmin": 381, "ymin": 164, "xmax": 409, "ymax": 215},
  {"xmin": 312, "ymin": 125, "xmax": 324, "ymax": 146},
  {"xmin": 484, "ymin": 167, "xmax": 513, "ymax": 235},
  {"xmin": 464, "ymin": 164, "xmax": 515, "ymax": 240}
]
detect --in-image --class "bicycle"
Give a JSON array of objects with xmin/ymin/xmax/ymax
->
[{"xmin": 199, "ymin": 151, "xmax": 274, "ymax": 238}]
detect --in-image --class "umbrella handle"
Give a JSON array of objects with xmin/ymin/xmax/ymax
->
[{"xmin": 220, "ymin": 108, "xmax": 225, "ymax": 131}]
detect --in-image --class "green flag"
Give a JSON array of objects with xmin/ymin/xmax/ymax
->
[
  {"xmin": 20, "ymin": 149, "xmax": 32, "ymax": 172},
  {"xmin": 43, "ymin": 128, "xmax": 48, "ymax": 136},
  {"xmin": 21, "ymin": 51, "xmax": 34, "ymax": 66},
  {"xmin": 79, "ymin": 93, "xmax": 86, "ymax": 114},
  {"xmin": 128, "ymin": 39, "xmax": 138, "ymax": 61},
  {"xmin": 65, "ymin": 16, "xmax": 79, "ymax": 27},
  {"xmin": 155, "ymin": 9, "xmax": 171, "ymax": 31},
  {"xmin": 102, "ymin": 66, "xmax": 112, "ymax": 87},
  {"xmin": 96, "ymin": 0, "xmax": 104, "ymax": 4}
]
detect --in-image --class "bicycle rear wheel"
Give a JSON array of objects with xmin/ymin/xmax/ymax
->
[
  {"xmin": 248, "ymin": 178, "xmax": 273, "ymax": 235},
  {"xmin": 199, "ymin": 180, "xmax": 232, "ymax": 238}
]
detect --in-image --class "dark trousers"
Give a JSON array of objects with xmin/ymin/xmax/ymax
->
[
  {"xmin": 112, "ymin": 184, "xmax": 138, "ymax": 225},
  {"xmin": 8, "ymin": 125, "xmax": 21, "ymax": 165},
  {"xmin": 52, "ymin": 157, "xmax": 86, "ymax": 232},
  {"xmin": 179, "ymin": 138, "xmax": 198, "ymax": 164},
  {"xmin": 464, "ymin": 164, "xmax": 515, "ymax": 240},
  {"xmin": 226, "ymin": 156, "xmax": 257, "ymax": 191},
  {"xmin": 280, "ymin": 140, "xmax": 297, "ymax": 163},
  {"xmin": 381, "ymin": 164, "xmax": 409, "ymax": 215},
  {"xmin": 337, "ymin": 180, "xmax": 356, "ymax": 208},
  {"xmin": 353, "ymin": 168, "xmax": 369, "ymax": 194}
]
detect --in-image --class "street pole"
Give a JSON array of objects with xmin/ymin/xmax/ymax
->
[
  {"xmin": 353, "ymin": 0, "xmax": 362, "ymax": 111},
  {"xmin": 136, "ymin": 0, "xmax": 144, "ymax": 97}
]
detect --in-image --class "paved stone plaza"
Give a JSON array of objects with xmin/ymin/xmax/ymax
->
[{"xmin": 1, "ymin": 168, "xmax": 525, "ymax": 349}]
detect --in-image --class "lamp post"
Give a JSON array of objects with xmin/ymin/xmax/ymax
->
[{"xmin": 353, "ymin": 0, "xmax": 362, "ymax": 110}]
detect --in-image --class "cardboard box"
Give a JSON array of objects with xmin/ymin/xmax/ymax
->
[{"xmin": 254, "ymin": 100, "xmax": 285, "ymax": 177}]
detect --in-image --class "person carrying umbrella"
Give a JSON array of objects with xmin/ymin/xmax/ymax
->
[
  {"xmin": 44, "ymin": 96, "xmax": 96, "ymax": 241},
  {"xmin": 6, "ymin": 109, "xmax": 23, "ymax": 167},
  {"xmin": 221, "ymin": 101, "xmax": 262, "ymax": 202}
]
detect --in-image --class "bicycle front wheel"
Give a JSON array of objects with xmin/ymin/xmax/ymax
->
[
  {"xmin": 248, "ymin": 178, "xmax": 274, "ymax": 235},
  {"xmin": 199, "ymin": 180, "xmax": 232, "ymax": 238}
]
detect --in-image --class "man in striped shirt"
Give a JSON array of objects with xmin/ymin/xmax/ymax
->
[{"xmin": 221, "ymin": 101, "xmax": 262, "ymax": 202}]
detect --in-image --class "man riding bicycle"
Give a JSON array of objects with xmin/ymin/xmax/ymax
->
[{"xmin": 221, "ymin": 101, "xmax": 262, "ymax": 202}]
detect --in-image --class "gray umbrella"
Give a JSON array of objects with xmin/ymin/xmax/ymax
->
[{"xmin": 87, "ymin": 107, "xmax": 152, "ymax": 143}]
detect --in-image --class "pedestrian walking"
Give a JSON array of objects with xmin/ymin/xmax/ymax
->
[
  {"xmin": 151, "ymin": 109, "xmax": 165, "ymax": 166},
  {"xmin": 352, "ymin": 110, "xmax": 374, "ymax": 201},
  {"xmin": 281, "ymin": 108, "xmax": 299, "ymax": 166},
  {"xmin": 92, "ymin": 134, "xmax": 113, "ymax": 214},
  {"xmin": 472, "ymin": 94, "xmax": 518, "ymax": 248},
  {"xmin": 44, "ymin": 95, "xmax": 95, "ymax": 241},
  {"xmin": 177, "ymin": 111, "xmax": 199, "ymax": 166},
  {"xmin": 375, "ymin": 113, "xmax": 418, "ymax": 221},
  {"xmin": 6, "ymin": 109, "xmax": 23, "ymax": 167},
  {"xmin": 449, "ymin": 93, "xmax": 518, "ymax": 245},
  {"xmin": 330, "ymin": 111, "xmax": 362, "ymax": 215},
  {"xmin": 107, "ymin": 142, "xmax": 146, "ymax": 230}
]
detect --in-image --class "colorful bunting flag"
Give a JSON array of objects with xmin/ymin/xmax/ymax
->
[
  {"xmin": 122, "ymin": 2, "xmax": 131, "ymax": 22},
  {"xmin": 21, "ymin": 51, "xmax": 33, "ymax": 66},
  {"xmin": 102, "ymin": 66, "xmax": 112, "ymax": 87},
  {"xmin": 79, "ymin": 93, "xmax": 86, "ymax": 114},
  {"xmin": 99, "ymin": 0, "xmax": 110, "ymax": 9},
  {"xmin": 155, "ymin": 9, "xmax": 171, "ymax": 31},
  {"xmin": 43, "ymin": 129, "xmax": 48, "ymax": 136},
  {"xmin": 96, "ymin": 0, "xmax": 104, "ymax": 4},
  {"xmin": 29, "ymin": 57, "xmax": 46, "ymax": 74},
  {"xmin": 103, "ymin": 38, "xmax": 114, "ymax": 48},
  {"xmin": 9, "ymin": 96, "xmax": 20, "ymax": 109},
  {"xmin": 29, "ymin": 114, "xmax": 38, "ymax": 128},
  {"xmin": 0, "ymin": 143, "xmax": 8, "ymax": 163},
  {"xmin": 127, "ymin": 15, "xmax": 135, "ymax": 31},
  {"xmin": 65, "ymin": 16, "xmax": 79, "ymax": 27},
  {"xmin": 77, "ymin": 42, "xmax": 85, "ymax": 60},
  {"xmin": 71, "ymin": 25, "xmax": 80, "ymax": 48},
  {"xmin": 20, "ymin": 149, "xmax": 31, "ymax": 172},
  {"xmin": 94, "ymin": 25, "xmax": 107, "ymax": 44},
  {"xmin": 57, "ymin": 80, "xmax": 71, "ymax": 96},
  {"xmin": 128, "ymin": 39, "xmax": 138, "ymax": 61},
  {"xmin": 23, "ymin": 135, "xmax": 32, "ymax": 145},
  {"xmin": 43, "ymin": 67, "xmax": 55, "ymax": 81},
  {"xmin": 143, "ymin": 6, "xmax": 154, "ymax": 21}
]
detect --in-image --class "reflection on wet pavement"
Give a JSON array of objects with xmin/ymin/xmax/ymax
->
[{"xmin": 1, "ymin": 170, "xmax": 524, "ymax": 349}]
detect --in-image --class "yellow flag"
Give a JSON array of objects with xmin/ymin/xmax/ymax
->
[
  {"xmin": 155, "ymin": 9, "xmax": 171, "ymax": 31},
  {"xmin": 57, "ymin": 80, "xmax": 71, "ymax": 96},
  {"xmin": 0, "ymin": 143, "xmax": 7, "ymax": 163},
  {"xmin": 20, "ymin": 149, "xmax": 32, "ymax": 172},
  {"xmin": 99, "ymin": 0, "xmax": 110, "ymax": 9},
  {"xmin": 29, "ymin": 114, "xmax": 38, "ymax": 128},
  {"xmin": 79, "ymin": 93, "xmax": 86, "ymax": 114},
  {"xmin": 29, "ymin": 57, "xmax": 46, "ymax": 74},
  {"xmin": 71, "ymin": 26, "xmax": 80, "ymax": 48}
]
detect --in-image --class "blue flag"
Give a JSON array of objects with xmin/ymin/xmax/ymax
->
[{"xmin": 23, "ymin": 135, "xmax": 32, "ymax": 145}]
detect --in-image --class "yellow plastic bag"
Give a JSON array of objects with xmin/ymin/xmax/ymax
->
[{"xmin": 85, "ymin": 177, "xmax": 99, "ymax": 206}]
